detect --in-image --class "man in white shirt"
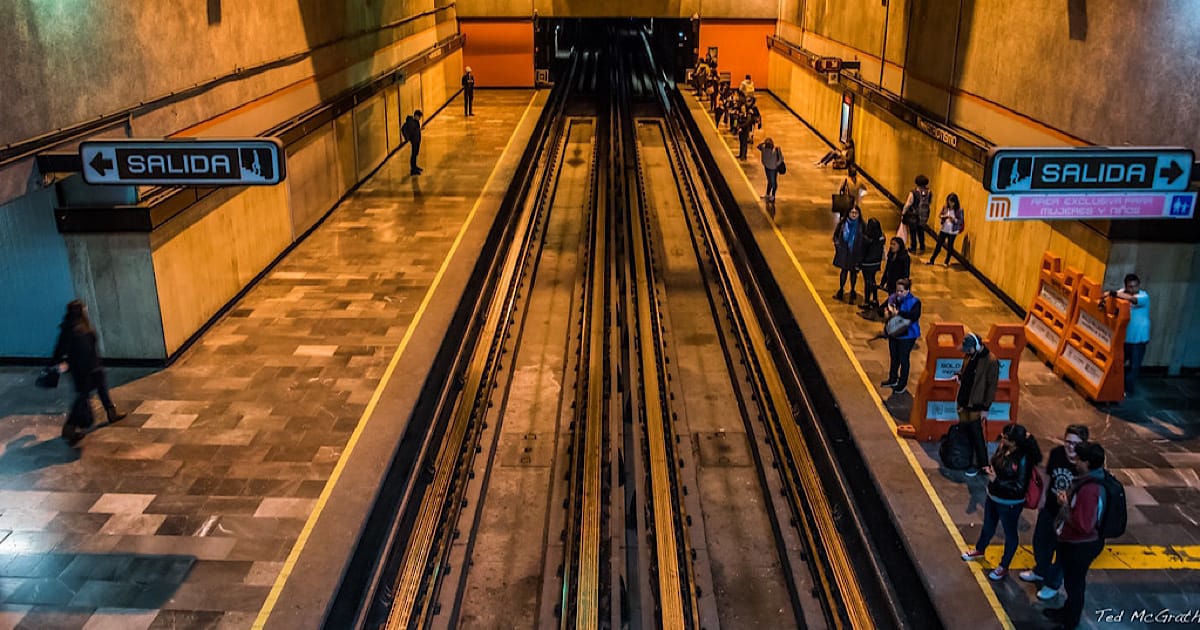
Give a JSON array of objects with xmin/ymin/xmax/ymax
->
[
  {"xmin": 739, "ymin": 74, "xmax": 755, "ymax": 98},
  {"xmin": 1106, "ymin": 273, "xmax": 1150, "ymax": 396}
]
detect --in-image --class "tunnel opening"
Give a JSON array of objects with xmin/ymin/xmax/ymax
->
[{"xmin": 537, "ymin": 18, "xmax": 696, "ymax": 84}]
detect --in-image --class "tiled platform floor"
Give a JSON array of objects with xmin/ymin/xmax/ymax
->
[
  {"xmin": 694, "ymin": 91, "xmax": 1200, "ymax": 629},
  {"xmin": 0, "ymin": 90, "xmax": 537, "ymax": 630}
]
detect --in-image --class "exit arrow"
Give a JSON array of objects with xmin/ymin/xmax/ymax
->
[
  {"xmin": 89, "ymin": 152, "xmax": 114, "ymax": 177},
  {"xmin": 1159, "ymin": 160, "xmax": 1185, "ymax": 185}
]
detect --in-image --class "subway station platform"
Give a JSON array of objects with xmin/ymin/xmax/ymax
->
[
  {"xmin": 683, "ymin": 90, "xmax": 1200, "ymax": 629},
  {"xmin": 0, "ymin": 85, "xmax": 1196, "ymax": 630},
  {"xmin": 0, "ymin": 90, "xmax": 543, "ymax": 629}
]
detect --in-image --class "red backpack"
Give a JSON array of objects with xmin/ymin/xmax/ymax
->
[{"xmin": 1024, "ymin": 467, "xmax": 1047, "ymax": 510}]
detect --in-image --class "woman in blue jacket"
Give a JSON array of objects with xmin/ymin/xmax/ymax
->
[{"xmin": 880, "ymin": 278, "xmax": 921, "ymax": 394}]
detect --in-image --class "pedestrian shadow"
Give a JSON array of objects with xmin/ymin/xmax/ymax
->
[
  {"xmin": 0, "ymin": 434, "xmax": 80, "ymax": 474},
  {"xmin": 1100, "ymin": 398, "xmax": 1200, "ymax": 441},
  {"xmin": 0, "ymin": 552, "xmax": 196, "ymax": 610}
]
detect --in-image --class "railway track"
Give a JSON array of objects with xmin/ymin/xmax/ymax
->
[{"xmin": 331, "ymin": 23, "xmax": 943, "ymax": 630}]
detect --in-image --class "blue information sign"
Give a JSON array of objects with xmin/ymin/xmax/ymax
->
[{"xmin": 985, "ymin": 147, "xmax": 1194, "ymax": 194}]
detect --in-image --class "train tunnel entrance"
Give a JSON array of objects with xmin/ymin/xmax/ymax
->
[{"xmin": 538, "ymin": 18, "xmax": 697, "ymax": 84}]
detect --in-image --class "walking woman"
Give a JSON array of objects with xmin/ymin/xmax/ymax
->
[
  {"xmin": 927, "ymin": 192, "xmax": 964, "ymax": 266},
  {"xmin": 51, "ymin": 300, "xmax": 125, "ymax": 444},
  {"xmin": 757, "ymin": 137, "xmax": 783, "ymax": 202},
  {"xmin": 832, "ymin": 207, "xmax": 866, "ymax": 303},
  {"xmin": 859, "ymin": 218, "xmax": 886, "ymax": 312},
  {"xmin": 963, "ymin": 423, "xmax": 1042, "ymax": 581}
]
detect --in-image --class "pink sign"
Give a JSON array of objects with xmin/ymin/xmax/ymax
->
[{"xmin": 986, "ymin": 191, "xmax": 1196, "ymax": 221}]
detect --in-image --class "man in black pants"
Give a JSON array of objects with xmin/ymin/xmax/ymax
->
[
  {"xmin": 1044, "ymin": 442, "xmax": 1107, "ymax": 630},
  {"xmin": 954, "ymin": 332, "xmax": 999, "ymax": 477},
  {"xmin": 462, "ymin": 67, "xmax": 476, "ymax": 116},
  {"xmin": 402, "ymin": 110, "xmax": 424, "ymax": 175}
]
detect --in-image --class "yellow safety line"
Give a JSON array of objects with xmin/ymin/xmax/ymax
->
[
  {"xmin": 693, "ymin": 96, "xmax": 1015, "ymax": 629},
  {"xmin": 982, "ymin": 544, "xmax": 1200, "ymax": 571},
  {"xmin": 253, "ymin": 92, "xmax": 540, "ymax": 629}
]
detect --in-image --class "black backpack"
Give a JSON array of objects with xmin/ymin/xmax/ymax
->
[
  {"xmin": 939, "ymin": 423, "xmax": 972, "ymax": 471},
  {"xmin": 1092, "ymin": 471, "xmax": 1128, "ymax": 539}
]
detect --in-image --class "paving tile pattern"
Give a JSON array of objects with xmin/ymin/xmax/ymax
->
[
  {"xmin": 0, "ymin": 91, "xmax": 534, "ymax": 629},
  {"xmin": 698, "ymin": 93, "xmax": 1200, "ymax": 629}
]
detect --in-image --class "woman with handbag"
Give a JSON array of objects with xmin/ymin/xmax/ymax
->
[
  {"xmin": 832, "ymin": 207, "xmax": 866, "ymax": 303},
  {"xmin": 963, "ymin": 424, "xmax": 1042, "ymax": 581},
  {"xmin": 51, "ymin": 300, "xmax": 125, "ymax": 445},
  {"xmin": 880, "ymin": 278, "xmax": 921, "ymax": 394},
  {"xmin": 757, "ymin": 138, "xmax": 783, "ymax": 202}
]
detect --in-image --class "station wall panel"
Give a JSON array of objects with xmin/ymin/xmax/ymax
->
[
  {"xmin": 699, "ymin": 20, "xmax": 776, "ymax": 91},
  {"xmin": 459, "ymin": 20, "xmax": 534, "ymax": 87},
  {"xmin": 355, "ymin": 94, "xmax": 390, "ymax": 179},
  {"xmin": 287, "ymin": 126, "xmax": 345, "ymax": 239},
  {"xmin": 63, "ymin": 232, "xmax": 165, "ymax": 360}
]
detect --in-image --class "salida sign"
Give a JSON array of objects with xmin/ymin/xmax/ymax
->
[
  {"xmin": 985, "ymin": 147, "xmax": 1193, "ymax": 194},
  {"xmin": 80, "ymin": 138, "xmax": 285, "ymax": 186}
]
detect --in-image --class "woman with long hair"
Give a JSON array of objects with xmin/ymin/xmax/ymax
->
[
  {"xmin": 832, "ymin": 206, "xmax": 866, "ymax": 303},
  {"xmin": 927, "ymin": 192, "xmax": 965, "ymax": 266},
  {"xmin": 51, "ymin": 300, "xmax": 124, "ymax": 444},
  {"xmin": 963, "ymin": 423, "xmax": 1043, "ymax": 580},
  {"xmin": 859, "ymin": 218, "xmax": 886, "ymax": 311}
]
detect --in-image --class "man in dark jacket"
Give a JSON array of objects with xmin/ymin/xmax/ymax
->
[
  {"xmin": 401, "ymin": 110, "xmax": 424, "ymax": 175},
  {"xmin": 462, "ymin": 67, "xmax": 476, "ymax": 116},
  {"xmin": 955, "ymin": 331, "xmax": 1000, "ymax": 476}
]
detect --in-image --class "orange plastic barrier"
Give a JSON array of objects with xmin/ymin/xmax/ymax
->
[
  {"xmin": 1053, "ymin": 277, "xmax": 1129, "ymax": 402},
  {"xmin": 898, "ymin": 323, "xmax": 1024, "ymax": 442},
  {"xmin": 1024, "ymin": 252, "xmax": 1082, "ymax": 364}
]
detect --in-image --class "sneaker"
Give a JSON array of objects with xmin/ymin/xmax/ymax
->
[
  {"xmin": 1018, "ymin": 570, "xmax": 1043, "ymax": 583},
  {"xmin": 943, "ymin": 261, "xmax": 952, "ymax": 267},
  {"xmin": 988, "ymin": 567, "xmax": 1008, "ymax": 581},
  {"xmin": 880, "ymin": 380, "xmax": 898, "ymax": 388},
  {"xmin": 961, "ymin": 549, "xmax": 985, "ymax": 561},
  {"xmin": 891, "ymin": 386, "xmax": 907, "ymax": 395},
  {"xmin": 964, "ymin": 468, "xmax": 979, "ymax": 477},
  {"xmin": 925, "ymin": 259, "xmax": 935, "ymax": 265},
  {"xmin": 1037, "ymin": 586, "xmax": 1060, "ymax": 601}
]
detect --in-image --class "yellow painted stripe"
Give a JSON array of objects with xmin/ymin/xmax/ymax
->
[
  {"xmin": 253, "ymin": 93, "xmax": 540, "ymax": 629},
  {"xmin": 981, "ymin": 545, "xmax": 1200, "ymax": 571},
  {"xmin": 692, "ymin": 95, "xmax": 1015, "ymax": 629}
]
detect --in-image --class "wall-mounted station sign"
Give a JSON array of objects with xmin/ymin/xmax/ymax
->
[
  {"xmin": 984, "ymin": 146, "xmax": 1196, "ymax": 221},
  {"xmin": 985, "ymin": 147, "xmax": 1193, "ymax": 194},
  {"xmin": 80, "ymin": 138, "xmax": 285, "ymax": 186}
]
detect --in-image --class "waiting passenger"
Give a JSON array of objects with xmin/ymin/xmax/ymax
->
[
  {"xmin": 738, "ymin": 73, "xmax": 755, "ymax": 98},
  {"xmin": 462, "ymin": 67, "xmax": 476, "ymax": 116},
  {"xmin": 1101, "ymin": 274, "xmax": 1150, "ymax": 396},
  {"xmin": 1044, "ymin": 442, "xmax": 1108, "ymax": 630},
  {"xmin": 1020, "ymin": 424, "xmax": 1090, "ymax": 602},
  {"xmin": 962, "ymin": 424, "xmax": 1042, "ymax": 581},
  {"xmin": 816, "ymin": 139, "xmax": 854, "ymax": 169},
  {"xmin": 954, "ymin": 331, "xmax": 1000, "ymax": 477},
  {"xmin": 878, "ymin": 237, "xmax": 910, "ymax": 305},
  {"xmin": 880, "ymin": 277, "xmax": 920, "ymax": 394},
  {"xmin": 857, "ymin": 218, "xmax": 886, "ymax": 313},
  {"xmin": 402, "ymin": 110, "xmax": 424, "ymax": 176},
  {"xmin": 832, "ymin": 207, "xmax": 866, "ymax": 304},
  {"xmin": 900, "ymin": 174, "xmax": 933, "ymax": 254}
]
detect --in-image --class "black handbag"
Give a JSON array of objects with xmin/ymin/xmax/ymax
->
[
  {"xmin": 36, "ymin": 366, "xmax": 60, "ymax": 389},
  {"xmin": 832, "ymin": 193, "xmax": 855, "ymax": 214}
]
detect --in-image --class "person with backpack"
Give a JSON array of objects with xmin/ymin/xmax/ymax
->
[
  {"xmin": 756, "ymin": 137, "xmax": 783, "ymax": 202},
  {"xmin": 1045, "ymin": 442, "xmax": 1121, "ymax": 630},
  {"xmin": 401, "ymin": 110, "xmax": 424, "ymax": 176},
  {"xmin": 953, "ymin": 332, "xmax": 1000, "ymax": 477},
  {"xmin": 962, "ymin": 423, "xmax": 1042, "ymax": 580},
  {"xmin": 926, "ymin": 192, "xmax": 964, "ymax": 266},
  {"xmin": 1020, "ymin": 424, "xmax": 1090, "ymax": 601},
  {"xmin": 901, "ymin": 175, "xmax": 932, "ymax": 253}
]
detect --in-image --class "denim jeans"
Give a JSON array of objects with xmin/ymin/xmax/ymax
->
[
  {"xmin": 974, "ymin": 497, "xmax": 1023, "ymax": 568},
  {"xmin": 929, "ymin": 231, "xmax": 958, "ymax": 263},
  {"xmin": 1032, "ymin": 507, "xmax": 1063, "ymax": 588},
  {"xmin": 764, "ymin": 168, "xmax": 778, "ymax": 197},
  {"xmin": 1125, "ymin": 341, "xmax": 1148, "ymax": 395}
]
